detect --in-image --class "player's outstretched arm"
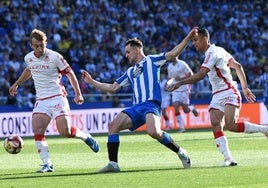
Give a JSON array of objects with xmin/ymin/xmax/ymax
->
[
  {"xmin": 9, "ymin": 68, "xmax": 32, "ymax": 96},
  {"xmin": 81, "ymin": 70, "xmax": 121, "ymax": 93},
  {"xmin": 165, "ymin": 27, "xmax": 198, "ymax": 61},
  {"xmin": 66, "ymin": 70, "xmax": 84, "ymax": 105},
  {"xmin": 229, "ymin": 59, "xmax": 256, "ymax": 103},
  {"xmin": 167, "ymin": 68, "xmax": 208, "ymax": 92}
]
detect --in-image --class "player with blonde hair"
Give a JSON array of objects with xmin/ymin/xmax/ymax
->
[{"xmin": 9, "ymin": 29, "xmax": 99, "ymax": 173}]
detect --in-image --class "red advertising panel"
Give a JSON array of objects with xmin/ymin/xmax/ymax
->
[{"xmin": 137, "ymin": 103, "xmax": 262, "ymax": 131}]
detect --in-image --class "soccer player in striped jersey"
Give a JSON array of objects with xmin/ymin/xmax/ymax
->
[
  {"xmin": 9, "ymin": 29, "xmax": 99, "ymax": 173},
  {"xmin": 168, "ymin": 27, "xmax": 268, "ymax": 167},
  {"xmin": 82, "ymin": 28, "xmax": 198, "ymax": 173}
]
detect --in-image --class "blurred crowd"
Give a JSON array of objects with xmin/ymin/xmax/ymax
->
[{"xmin": 0, "ymin": 0, "xmax": 268, "ymax": 108}]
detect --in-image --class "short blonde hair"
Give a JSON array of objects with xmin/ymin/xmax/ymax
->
[{"xmin": 30, "ymin": 29, "xmax": 47, "ymax": 43}]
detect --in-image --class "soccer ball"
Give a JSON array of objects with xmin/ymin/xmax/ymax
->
[{"xmin": 4, "ymin": 135, "xmax": 23, "ymax": 154}]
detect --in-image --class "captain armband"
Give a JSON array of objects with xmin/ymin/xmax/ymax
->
[{"xmin": 60, "ymin": 66, "xmax": 72, "ymax": 75}]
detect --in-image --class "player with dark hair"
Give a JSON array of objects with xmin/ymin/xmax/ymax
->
[
  {"xmin": 82, "ymin": 28, "xmax": 198, "ymax": 173},
  {"xmin": 9, "ymin": 29, "xmax": 99, "ymax": 173},
  {"xmin": 168, "ymin": 27, "xmax": 268, "ymax": 166}
]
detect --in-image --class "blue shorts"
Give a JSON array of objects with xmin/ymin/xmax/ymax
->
[
  {"xmin": 122, "ymin": 100, "xmax": 161, "ymax": 131},
  {"xmin": 264, "ymin": 96, "xmax": 268, "ymax": 105}
]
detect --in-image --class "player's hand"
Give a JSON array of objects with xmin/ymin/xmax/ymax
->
[
  {"xmin": 9, "ymin": 84, "xmax": 18, "ymax": 96},
  {"xmin": 174, "ymin": 75, "xmax": 182, "ymax": 81},
  {"xmin": 74, "ymin": 95, "xmax": 84, "ymax": 105},
  {"xmin": 187, "ymin": 27, "xmax": 198, "ymax": 40},
  {"xmin": 166, "ymin": 78, "xmax": 181, "ymax": 92},
  {"xmin": 81, "ymin": 70, "xmax": 93, "ymax": 84},
  {"xmin": 166, "ymin": 85, "xmax": 174, "ymax": 92},
  {"xmin": 242, "ymin": 87, "xmax": 256, "ymax": 103}
]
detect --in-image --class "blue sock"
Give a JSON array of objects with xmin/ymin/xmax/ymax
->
[
  {"xmin": 158, "ymin": 132, "xmax": 171, "ymax": 145},
  {"xmin": 108, "ymin": 134, "xmax": 119, "ymax": 143}
]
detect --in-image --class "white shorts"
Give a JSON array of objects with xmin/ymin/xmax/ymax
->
[
  {"xmin": 161, "ymin": 95, "xmax": 171, "ymax": 108},
  {"xmin": 33, "ymin": 95, "xmax": 70, "ymax": 119},
  {"xmin": 209, "ymin": 89, "xmax": 241, "ymax": 112},
  {"xmin": 171, "ymin": 90, "xmax": 190, "ymax": 104}
]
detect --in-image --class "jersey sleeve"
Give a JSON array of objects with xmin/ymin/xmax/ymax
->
[
  {"xmin": 148, "ymin": 53, "xmax": 166, "ymax": 67},
  {"xmin": 55, "ymin": 53, "xmax": 71, "ymax": 74},
  {"xmin": 116, "ymin": 68, "xmax": 132, "ymax": 87},
  {"xmin": 201, "ymin": 51, "xmax": 215, "ymax": 71}
]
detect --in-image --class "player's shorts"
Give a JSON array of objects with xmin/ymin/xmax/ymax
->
[
  {"xmin": 33, "ymin": 95, "xmax": 70, "ymax": 119},
  {"xmin": 122, "ymin": 100, "xmax": 161, "ymax": 131},
  {"xmin": 263, "ymin": 96, "xmax": 268, "ymax": 105},
  {"xmin": 209, "ymin": 88, "xmax": 241, "ymax": 113},
  {"xmin": 161, "ymin": 95, "xmax": 171, "ymax": 108},
  {"xmin": 171, "ymin": 90, "xmax": 190, "ymax": 104}
]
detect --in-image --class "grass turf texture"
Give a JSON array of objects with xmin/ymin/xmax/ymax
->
[{"xmin": 0, "ymin": 130, "xmax": 267, "ymax": 188}]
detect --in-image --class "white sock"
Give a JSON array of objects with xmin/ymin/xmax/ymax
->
[
  {"xmin": 215, "ymin": 136, "xmax": 232, "ymax": 160},
  {"xmin": 244, "ymin": 122, "xmax": 268, "ymax": 134},
  {"xmin": 71, "ymin": 126, "xmax": 88, "ymax": 141},
  {"xmin": 166, "ymin": 120, "xmax": 172, "ymax": 127},
  {"xmin": 76, "ymin": 128, "xmax": 88, "ymax": 140},
  {"xmin": 176, "ymin": 114, "xmax": 185, "ymax": 129},
  {"xmin": 189, "ymin": 105, "xmax": 194, "ymax": 111},
  {"xmin": 35, "ymin": 140, "xmax": 51, "ymax": 165}
]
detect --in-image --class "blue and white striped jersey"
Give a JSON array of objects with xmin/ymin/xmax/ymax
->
[
  {"xmin": 116, "ymin": 53, "xmax": 166, "ymax": 104},
  {"xmin": 259, "ymin": 73, "xmax": 268, "ymax": 98}
]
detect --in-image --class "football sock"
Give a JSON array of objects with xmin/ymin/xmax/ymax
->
[
  {"xmin": 175, "ymin": 112, "xmax": 185, "ymax": 129},
  {"xmin": 165, "ymin": 120, "xmax": 172, "ymax": 127},
  {"xmin": 107, "ymin": 134, "xmax": 120, "ymax": 163},
  {"xmin": 214, "ymin": 131, "xmax": 232, "ymax": 160},
  {"xmin": 34, "ymin": 134, "xmax": 52, "ymax": 165},
  {"xmin": 158, "ymin": 131, "xmax": 179, "ymax": 153},
  {"xmin": 70, "ymin": 126, "xmax": 88, "ymax": 140},
  {"xmin": 189, "ymin": 105, "xmax": 194, "ymax": 111},
  {"xmin": 239, "ymin": 121, "xmax": 268, "ymax": 134}
]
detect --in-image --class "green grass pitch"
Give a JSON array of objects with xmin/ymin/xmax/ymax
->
[{"xmin": 0, "ymin": 130, "xmax": 267, "ymax": 188}]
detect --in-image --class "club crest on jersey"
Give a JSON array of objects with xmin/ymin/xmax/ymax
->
[{"xmin": 133, "ymin": 65, "xmax": 143, "ymax": 78}]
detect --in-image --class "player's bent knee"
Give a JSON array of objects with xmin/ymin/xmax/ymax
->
[
  {"xmin": 108, "ymin": 122, "xmax": 117, "ymax": 131},
  {"xmin": 107, "ymin": 122, "xmax": 121, "ymax": 133}
]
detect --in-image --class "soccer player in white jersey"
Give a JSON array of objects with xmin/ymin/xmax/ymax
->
[
  {"xmin": 9, "ymin": 29, "xmax": 99, "ymax": 173},
  {"xmin": 82, "ymin": 28, "xmax": 199, "ymax": 173},
  {"xmin": 160, "ymin": 68, "xmax": 172, "ymax": 129},
  {"xmin": 167, "ymin": 57, "xmax": 198, "ymax": 132},
  {"xmin": 168, "ymin": 27, "xmax": 268, "ymax": 166}
]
